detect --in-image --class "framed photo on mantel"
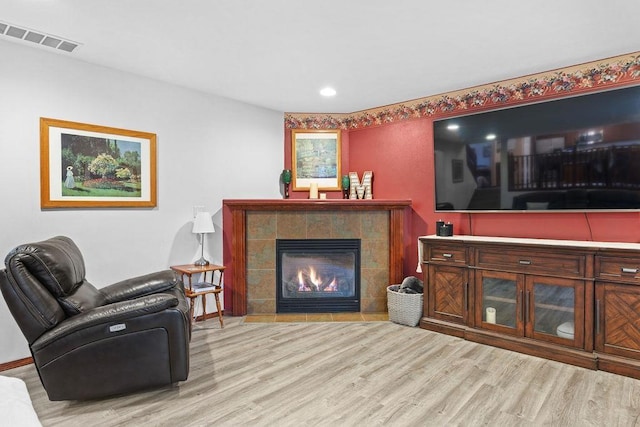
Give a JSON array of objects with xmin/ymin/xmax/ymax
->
[
  {"xmin": 291, "ymin": 129, "xmax": 341, "ymax": 191},
  {"xmin": 40, "ymin": 117, "xmax": 157, "ymax": 208}
]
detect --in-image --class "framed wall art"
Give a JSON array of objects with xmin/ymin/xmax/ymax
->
[
  {"xmin": 291, "ymin": 129, "xmax": 341, "ymax": 191},
  {"xmin": 40, "ymin": 117, "xmax": 157, "ymax": 208}
]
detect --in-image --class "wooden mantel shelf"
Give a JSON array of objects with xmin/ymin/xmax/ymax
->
[
  {"xmin": 223, "ymin": 199, "xmax": 412, "ymax": 210},
  {"xmin": 223, "ymin": 199, "xmax": 412, "ymax": 315}
]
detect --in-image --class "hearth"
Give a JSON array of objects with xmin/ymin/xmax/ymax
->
[{"xmin": 276, "ymin": 239, "xmax": 361, "ymax": 313}]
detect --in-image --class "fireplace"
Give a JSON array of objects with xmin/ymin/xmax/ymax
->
[{"xmin": 276, "ymin": 239, "xmax": 361, "ymax": 313}]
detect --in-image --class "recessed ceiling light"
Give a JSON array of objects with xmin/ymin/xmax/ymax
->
[
  {"xmin": 320, "ymin": 87, "xmax": 336, "ymax": 97},
  {"xmin": 486, "ymin": 133, "xmax": 497, "ymax": 140},
  {"xmin": 447, "ymin": 124, "xmax": 460, "ymax": 131}
]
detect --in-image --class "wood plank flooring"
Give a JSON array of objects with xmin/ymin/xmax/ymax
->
[{"xmin": 4, "ymin": 317, "xmax": 640, "ymax": 426}]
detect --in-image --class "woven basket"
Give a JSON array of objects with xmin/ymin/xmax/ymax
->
[{"xmin": 387, "ymin": 284, "xmax": 424, "ymax": 327}]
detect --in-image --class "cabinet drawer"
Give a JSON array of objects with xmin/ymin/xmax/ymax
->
[
  {"xmin": 427, "ymin": 245, "xmax": 466, "ymax": 265},
  {"xmin": 476, "ymin": 247, "xmax": 585, "ymax": 277},
  {"xmin": 596, "ymin": 256, "xmax": 640, "ymax": 284}
]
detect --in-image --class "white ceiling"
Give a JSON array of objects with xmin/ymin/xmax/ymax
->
[{"xmin": 2, "ymin": 0, "xmax": 640, "ymax": 113}]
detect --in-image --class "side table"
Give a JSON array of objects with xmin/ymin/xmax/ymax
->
[{"xmin": 170, "ymin": 263, "xmax": 225, "ymax": 328}]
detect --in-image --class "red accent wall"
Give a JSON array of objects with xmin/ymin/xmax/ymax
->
[
  {"xmin": 348, "ymin": 117, "xmax": 639, "ymax": 275},
  {"xmin": 348, "ymin": 120, "xmax": 432, "ymax": 275},
  {"xmin": 282, "ymin": 117, "xmax": 640, "ymax": 277},
  {"xmin": 277, "ymin": 54, "xmax": 640, "ymax": 291}
]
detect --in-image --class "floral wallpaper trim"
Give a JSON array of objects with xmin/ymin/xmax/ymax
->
[{"xmin": 284, "ymin": 52, "xmax": 640, "ymax": 130}]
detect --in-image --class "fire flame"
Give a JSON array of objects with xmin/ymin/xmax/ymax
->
[
  {"xmin": 308, "ymin": 266, "xmax": 322, "ymax": 288},
  {"xmin": 296, "ymin": 265, "xmax": 337, "ymax": 292},
  {"xmin": 297, "ymin": 270, "xmax": 311, "ymax": 291}
]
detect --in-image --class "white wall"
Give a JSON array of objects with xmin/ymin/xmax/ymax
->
[{"xmin": 0, "ymin": 40, "xmax": 284, "ymax": 363}]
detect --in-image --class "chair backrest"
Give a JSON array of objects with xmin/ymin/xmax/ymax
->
[{"xmin": 1, "ymin": 236, "xmax": 105, "ymax": 344}]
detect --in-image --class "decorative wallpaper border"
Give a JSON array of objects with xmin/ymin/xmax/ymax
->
[{"xmin": 284, "ymin": 52, "xmax": 640, "ymax": 130}]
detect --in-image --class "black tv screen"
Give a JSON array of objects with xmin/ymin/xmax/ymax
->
[{"xmin": 433, "ymin": 85, "xmax": 640, "ymax": 211}]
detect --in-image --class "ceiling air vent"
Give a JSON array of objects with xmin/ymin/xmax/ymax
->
[{"xmin": 0, "ymin": 21, "xmax": 80, "ymax": 53}]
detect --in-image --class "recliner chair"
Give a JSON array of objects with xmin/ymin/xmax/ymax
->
[{"xmin": 0, "ymin": 236, "xmax": 191, "ymax": 401}]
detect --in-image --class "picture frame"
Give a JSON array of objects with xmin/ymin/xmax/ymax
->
[
  {"xmin": 40, "ymin": 117, "xmax": 157, "ymax": 208},
  {"xmin": 452, "ymin": 159, "xmax": 464, "ymax": 183},
  {"xmin": 291, "ymin": 129, "xmax": 341, "ymax": 191}
]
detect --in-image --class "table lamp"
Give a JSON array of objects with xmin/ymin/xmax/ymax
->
[{"xmin": 192, "ymin": 211, "xmax": 215, "ymax": 266}]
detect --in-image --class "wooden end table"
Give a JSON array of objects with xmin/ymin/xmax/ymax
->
[{"xmin": 170, "ymin": 263, "xmax": 225, "ymax": 328}]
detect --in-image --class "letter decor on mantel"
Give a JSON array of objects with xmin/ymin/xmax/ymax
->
[{"xmin": 349, "ymin": 171, "xmax": 373, "ymax": 199}]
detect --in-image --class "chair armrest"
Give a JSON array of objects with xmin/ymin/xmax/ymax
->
[
  {"xmin": 100, "ymin": 270, "xmax": 180, "ymax": 304},
  {"xmin": 31, "ymin": 293, "xmax": 178, "ymax": 351}
]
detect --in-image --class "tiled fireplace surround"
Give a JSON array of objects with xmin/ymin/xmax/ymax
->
[{"xmin": 223, "ymin": 200, "xmax": 411, "ymax": 315}]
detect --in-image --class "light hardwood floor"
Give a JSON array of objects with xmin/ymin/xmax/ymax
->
[{"xmin": 5, "ymin": 317, "xmax": 640, "ymax": 426}]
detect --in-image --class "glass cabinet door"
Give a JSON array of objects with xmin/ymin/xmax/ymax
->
[
  {"xmin": 477, "ymin": 270, "xmax": 523, "ymax": 335},
  {"xmin": 527, "ymin": 276, "xmax": 584, "ymax": 348}
]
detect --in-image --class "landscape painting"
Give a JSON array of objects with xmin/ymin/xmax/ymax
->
[
  {"xmin": 291, "ymin": 129, "xmax": 341, "ymax": 191},
  {"xmin": 40, "ymin": 118, "xmax": 157, "ymax": 208}
]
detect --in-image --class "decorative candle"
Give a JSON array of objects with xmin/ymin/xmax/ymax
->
[
  {"xmin": 309, "ymin": 183, "xmax": 319, "ymax": 199},
  {"xmin": 441, "ymin": 222, "xmax": 453, "ymax": 236},
  {"xmin": 486, "ymin": 307, "xmax": 496, "ymax": 324},
  {"xmin": 319, "ymin": 193, "xmax": 326, "ymax": 200}
]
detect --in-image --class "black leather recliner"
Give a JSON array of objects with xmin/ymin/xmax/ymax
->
[{"xmin": 0, "ymin": 236, "xmax": 191, "ymax": 401}]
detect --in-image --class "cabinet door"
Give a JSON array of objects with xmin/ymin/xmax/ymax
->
[
  {"xmin": 476, "ymin": 270, "xmax": 524, "ymax": 336},
  {"xmin": 428, "ymin": 264, "xmax": 468, "ymax": 325},
  {"xmin": 526, "ymin": 275, "xmax": 584, "ymax": 349},
  {"xmin": 595, "ymin": 282, "xmax": 640, "ymax": 359}
]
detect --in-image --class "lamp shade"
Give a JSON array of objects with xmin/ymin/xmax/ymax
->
[{"xmin": 192, "ymin": 211, "xmax": 215, "ymax": 234}]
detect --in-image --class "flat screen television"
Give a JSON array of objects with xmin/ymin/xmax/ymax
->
[{"xmin": 433, "ymin": 84, "xmax": 640, "ymax": 211}]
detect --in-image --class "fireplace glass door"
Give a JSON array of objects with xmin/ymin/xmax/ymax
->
[{"xmin": 276, "ymin": 239, "xmax": 361, "ymax": 313}]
